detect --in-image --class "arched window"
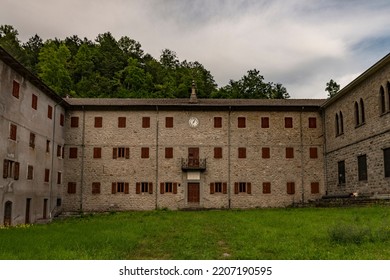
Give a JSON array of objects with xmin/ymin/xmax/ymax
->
[
  {"xmin": 335, "ymin": 113, "xmax": 339, "ymax": 136},
  {"xmin": 387, "ymin": 82, "xmax": 390, "ymax": 112},
  {"xmin": 340, "ymin": 111, "xmax": 344, "ymax": 134},
  {"xmin": 380, "ymin": 85, "xmax": 386, "ymax": 114},
  {"xmin": 360, "ymin": 98, "xmax": 365, "ymax": 123},
  {"xmin": 354, "ymin": 102, "xmax": 360, "ymax": 126}
]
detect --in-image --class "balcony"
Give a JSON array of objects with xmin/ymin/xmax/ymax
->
[{"xmin": 181, "ymin": 158, "xmax": 206, "ymax": 171}]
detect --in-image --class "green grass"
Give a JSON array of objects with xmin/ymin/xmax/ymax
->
[{"xmin": 1, "ymin": 206, "xmax": 390, "ymax": 259}]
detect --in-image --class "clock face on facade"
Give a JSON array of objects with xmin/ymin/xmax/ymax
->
[{"xmin": 189, "ymin": 117, "xmax": 199, "ymax": 128}]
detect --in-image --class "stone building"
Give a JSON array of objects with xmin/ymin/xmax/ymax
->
[{"xmin": 1, "ymin": 45, "xmax": 390, "ymax": 225}]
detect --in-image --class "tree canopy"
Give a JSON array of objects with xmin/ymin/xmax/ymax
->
[
  {"xmin": 325, "ymin": 79, "xmax": 340, "ymax": 98},
  {"xmin": 0, "ymin": 24, "xmax": 290, "ymax": 99}
]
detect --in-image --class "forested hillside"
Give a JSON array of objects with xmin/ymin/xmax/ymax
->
[{"xmin": 0, "ymin": 25, "xmax": 289, "ymax": 99}]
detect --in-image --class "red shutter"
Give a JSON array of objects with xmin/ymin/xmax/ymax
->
[
  {"xmin": 238, "ymin": 148, "xmax": 246, "ymax": 158},
  {"xmin": 70, "ymin": 117, "xmax": 79, "ymax": 128},
  {"xmin": 310, "ymin": 147, "xmax": 318, "ymax": 159},
  {"xmin": 125, "ymin": 148, "xmax": 130, "ymax": 159},
  {"xmin": 261, "ymin": 117, "xmax": 269, "ymax": 128},
  {"xmin": 3, "ymin": 159, "xmax": 8, "ymax": 178},
  {"xmin": 165, "ymin": 147, "xmax": 173, "ymax": 158},
  {"xmin": 173, "ymin": 183, "xmax": 178, "ymax": 194},
  {"xmin": 311, "ymin": 182, "xmax": 319, "ymax": 194},
  {"xmin": 247, "ymin": 182, "xmax": 251, "ymax": 194},
  {"xmin": 214, "ymin": 117, "xmax": 222, "ymax": 128},
  {"xmin": 286, "ymin": 147, "xmax": 294, "ymax": 158},
  {"xmin": 48, "ymin": 105, "xmax": 53, "ymax": 119},
  {"xmin": 160, "ymin": 182, "xmax": 165, "ymax": 194},
  {"xmin": 309, "ymin": 117, "xmax": 317, "ymax": 128},
  {"xmin": 166, "ymin": 117, "xmax": 173, "ymax": 128},
  {"xmin": 210, "ymin": 182, "xmax": 215, "ymax": 194},
  {"xmin": 287, "ymin": 182, "xmax": 295, "ymax": 194},
  {"xmin": 149, "ymin": 182, "xmax": 153, "ymax": 194},
  {"xmin": 142, "ymin": 117, "xmax": 150, "ymax": 128},
  {"xmin": 238, "ymin": 117, "xmax": 246, "ymax": 128},
  {"xmin": 94, "ymin": 117, "xmax": 102, "ymax": 128},
  {"xmin": 263, "ymin": 182, "xmax": 271, "ymax": 194},
  {"xmin": 222, "ymin": 182, "xmax": 227, "ymax": 194},
  {"xmin": 234, "ymin": 182, "xmax": 239, "ymax": 194},
  {"xmin": 285, "ymin": 117, "xmax": 293, "ymax": 128},
  {"xmin": 262, "ymin": 147, "xmax": 270, "ymax": 158},
  {"xmin": 125, "ymin": 183, "xmax": 129, "ymax": 194},
  {"xmin": 112, "ymin": 182, "xmax": 117, "ymax": 194},
  {"xmin": 118, "ymin": 117, "xmax": 126, "ymax": 128},
  {"xmin": 113, "ymin": 148, "xmax": 118, "ymax": 159},
  {"xmin": 136, "ymin": 182, "xmax": 141, "ymax": 194}
]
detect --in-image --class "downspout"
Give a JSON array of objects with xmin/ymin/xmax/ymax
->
[
  {"xmin": 322, "ymin": 107, "xmax": 328, "ymax": 196},
  {"xmin": 155, "ymin": 106, "xmax": 159, "ymax": 210},
  {"xmin": 300, "ymin": 107, "xmax": 305, "ymax": 204},
  {"xmin": 228, "ymin": 106, "xmax": 231, "ymax": 209},
  {"xmin": 80, "ymin": 106, "xmax": 86, "ymax": 213},
  {"xmin": 49, "ymin": 99, "xmax": 64, "ymax": 219}
]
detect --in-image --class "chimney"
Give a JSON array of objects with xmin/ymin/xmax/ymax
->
[{"xmin": 189, "ymin": 80, "xmax": 198, "ymax": 103}]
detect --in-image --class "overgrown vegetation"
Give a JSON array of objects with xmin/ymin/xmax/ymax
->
[
  {"xmin": 1, "ymin": 207, "xmax": 390, "ymax": 260},
  {"xmin": 0, "ymin": 24, "xmax": 289, "ymax": 99}
]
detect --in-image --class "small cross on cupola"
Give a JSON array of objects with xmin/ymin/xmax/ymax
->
[{"xmin": 189, "ymin": 80, "xmax": 198, "ymax": 103}]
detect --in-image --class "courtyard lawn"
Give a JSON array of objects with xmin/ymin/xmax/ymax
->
[{"xmin": 1, "ymin": 206, "xmax": 390, "ymax": 260}]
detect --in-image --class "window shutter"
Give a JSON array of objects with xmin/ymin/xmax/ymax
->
[
  {"xmin": 234, "ymin": 182, "xmax": 239, "ymax": 194},
  {"xmin": 262, "ymin": 147, "xmax": 270, "ymax": 158},
  {"xmin": 309, "ymin": 117, "xmax": 317, "ymax": 128},
  {"xmin": 10, "ymin": 124, "xmax": 17, "ymax": 140},
  {"xmin": 287, "ymin": 182, "xmax": 295, "ymax": 194},
  {"xmin": 285, "ymin": 117, "xmax": 293, "ymax": 128},
  {"xmin": 125, "ymin": 148, "xmax": 130, "ymax": 159},
  {"xmin": 214, "ymin": 117, "xmax": 222, "ymax": 128},
  {"xmin": 210, "ymin": 182, "xmax": 215, "ymax": 194},
  {"xmin": 173, "ymin": 183, "xmax": 178, "ymax": 194},
  {"xmin": 112, "ymin": 182, "xmax": 117, "ymax": 194},
  {"xmin": 214, "ymin": 147, "xmax": 222, "ymax": 159},
  {"xmin": 247, "ymin": 182, "xmax": 251, "ymax": 194},
  {"xmin": 125, "ymin": 183, "xmax": 129, "ymax": 194},
  {"xmin": 222, "ymin": 182, "xmax": 227, "ymax": 194},
  {"xmin": 149, "ymin": 182, "xmax": 153, "ymax": 194},
  {"xmin": 160, "ymin": 182, "xmax": 165, "ymax": 194},
  {"xmin": 309, "ymin": 147, "xmax": 318, "ymax": 159},
  {"xmin": 113, "ymin": 148, "xmax": 118, "ymax": 159},
  {"xmin": 165, "ymin": 147, "xmax": 173, "ymax": 158},
  {"xmin": 261, "ymin": 117, "xmax": 269, "ymax": 128},
  {"xmin": 142, "ymin": 117, "xmax": 150, "ymax": 128},
  {"xmin": 286, "ymin": 147, "xmax": 294, "ymax": 158},
  {"xmin": 238, "ymin": 117, "xmax": 246, "ymax": 128},
  {"xmin": 3, "ymin": 159, "xmax": 8, "ymax": 178},
  {"xmin": 70, "ymin": 117, "xmax": 79, "ymax": 128},
  {"xmin": 263, "ymin": 182, "xmax": 271, "ymax": 194},
  {"xmin": 166, "ymin": 117, "xmax": 173, "ymax": 128},
  {"xmin": 48, "ymin": 105, "xmax": 53, "ymax": 119},
  {"xmin": 141, "ymin": 147, "xmax": 149, "ymax": 158},
  {"xmin": 136, "ymin": 182, "xmax": 141, "ymax": 194},
  {"xmin": 311, "ymin": 182, "xmax": 319, "ymax": 194},
  {"xmin": 94, "ymin": 117, "xmax": 102, "ymax": 128},
  {"xmin": 238, "ymin": 147, "xmax": 246, "ymax": 158},
  {"xmin": 118, "ymin": 117, "xmax": 126, "ymax": 128}
]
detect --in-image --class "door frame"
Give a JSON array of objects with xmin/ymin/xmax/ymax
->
[
  {"xmin": 187, "ymin": 182, "xmax": 200, "ymax": 204},
  {"xmin": 4, "ymin": 201, "xmax": 12, "ymax": 226}
]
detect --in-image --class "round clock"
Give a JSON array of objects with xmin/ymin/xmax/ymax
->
[{"xmin": 189, "ymin": 117, "xmax": 199, "ymax": 128}]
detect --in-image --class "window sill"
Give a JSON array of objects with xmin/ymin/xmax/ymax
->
[
  {"xmin": 380, "ymin": 111, "xmax": 390, "ymax": 117},
  {"xmin": 355, "ymin": 122, "xmax": 366, "ymax": 129},
  {"xmin": 335, "ymin": 132, "xmax": 344, "ymax": 138}
]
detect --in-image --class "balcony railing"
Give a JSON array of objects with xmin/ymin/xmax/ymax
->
[{"xmin": 181, "ymin": 158, "xmax": 206, "ymax": 171}]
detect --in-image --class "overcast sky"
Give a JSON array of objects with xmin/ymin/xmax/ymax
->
[{"xmin": 2, "ymin": 0, "xmax": 390, "ymax": 98}]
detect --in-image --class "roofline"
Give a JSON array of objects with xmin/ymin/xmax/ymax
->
[
  {"xmin": 0, "ymin": 46, "xmax": 69, "ymax": 107},
  {"xmin": 322, "ymin": 52, "xmax": 390, "ymax": 108}
]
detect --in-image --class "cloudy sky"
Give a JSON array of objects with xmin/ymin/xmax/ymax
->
[{"xmin": 2, "ymin": 0, "xmax": 390, "ymax": 98}]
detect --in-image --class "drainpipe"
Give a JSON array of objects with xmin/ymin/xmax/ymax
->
[
  {"xmin": 300, "ymin": 107, "xmax": 305, "ymax": 204},
  {"xmin": 155, "ymin": 106, "xmax": 159, "ymax": 210},
  {"xmin": 322, "ymin": 107, "xmax": 328, "ymax": 196},
  {"xmin": 80, "ymin": 106, "xmax": 86, "ymax": 213},
  {"xmin": 228, "ymin": 106, "xmax": 231, "ymax": 209},
  {"xmin": 49, "ymin": 99, "xmax": 64, "ymax": 219}
]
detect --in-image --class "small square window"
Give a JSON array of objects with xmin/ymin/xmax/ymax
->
[
  {"xmin": 70, "ymin": 117, "xmax": 79, "ymax": 128},
  {"xmin": 12, "ymin": 80, "xmax": 20, "ymax": 98},
  {"xmin": 10, "ymin": 124, "xmax": 17, "ymax": 141},
  {"xmin": 57, "ymin": 172, "xmax": 62, "ymax": 184},
  {"xmin": 238, "ymin": 147, "xmax": 246, "ymax": 158},
  {"xmin": 68, "ymin": 182, "xmax": 76, "ymax": 194},
  {"xmin": 27, "ymin": 165, "xmax": 34, "ymax": 180},
  {"xmin": 309, "ymin": 117, "xmax": 317, "ymax": 128},
  {"xmin": 287, "ymin": 182, "xmax": 295, "ymax": 194},
  {"xmin": 60, "ymin": 114, "xmax": 64, "ymax": 126},
  {"xmin": 165, "ymin": 117, "xmax": 173, "ymax": 128},
  {"xmin": 141, "ymin": 147, "xmax": 149, "ymax": 158},
  {"xmin": 69, "ymin": 147, "xmax": 78, "ymax": 159},
  {"xmin": 311, "ymin": 182, "xmax": 319, "ymax": 194},
  {"xmin": 263, "ymin": 182, "xmax": 271, "ymax": 194},
  {"xmin": 165, "ymin": 147, "xmax": 173, "ymax": 159},
  {"xmin": 214, "ymin": 147, "xmax": 222, "ymax": 159},
  {"xmin": 92, "ymin": 182, "xmax": 101, "ymax": 194},
  {"xmin": 262, "ymin": 147, "xmax": 270, "ymax": 159},
  {"xmin": 44, "ymin": 169, "xmax": 50, "ymax": 183},
  {"xmin": 93, "ymin": 147, "xmax": 102, "ymax": 159},
  {"xmin": 118, "ymin": 117, "xmax": 126, "ymax": 128},
  {"xmin": 238, "ymin": 117, "xmax": 246, "ymax": 128},
  {"xmin": 309, "ymin": 147, "xmax": 318, "ymax": 159},
  {"xmin": 48, "ymin": 105, "xmax": 53, "ymax": 119},
  {"xmin": 286, "ymin": 147, "xmax": 294, "ymax": 158},
  {"xmin": 261, "ymin": 117, "xmax": 269, "ymax": 128},
  {"xmin": 214, "ymin": 117, "xmax": 222, "ymax": 128},
  {"xmin": 142, "ymin": 117, "xmax": 150, "ymax": 128},
  {"xmin": 94, "ymin": 117, "xmax": 103, "ymax": 128},
  {"xmin": 29, "ymin": 132, "xmax": 35, "ymax": 149}
]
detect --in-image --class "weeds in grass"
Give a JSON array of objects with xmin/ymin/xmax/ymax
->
[{"xmin": 328, "ymin": 223, "xmax": 390, "ymax": 244}]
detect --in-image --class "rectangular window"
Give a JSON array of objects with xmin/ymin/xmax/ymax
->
[
  {"xmin": 238, "ymin": 117, "xmax": 246, "ymax": 128},
  {"xmin": 210, "ymin": 182, "xmax": 227, "ymax": 194},
  {"xmin": 60, "ymin": 114, "xmax": 64, "ymax": 126},
  {"xmin": 57, "ymin": 145, "xmax": 62, "ymax": 157},
  {"xmin": 234, "ymin": 182, "xmax": 251, "ymax": 194},
  {"xmin": 70, "ymin": 117, "xmax": 79, "ymax": 128},
  {"xmin": 92, "ymin": 182, "xmax": 101, "ymax": 194},
  {"xmin": 94, "ymin": 117, "xmax": 103, "ymax": 128},
  {"xmin": 263, "ymin": 182, "xmax": 271, "ymax": 194},
  {"xmin": 165, "ymin": 117, "xmax": 173, "ymax": 128},
  {"xmin": 44, "ymin": 169, "xmax": 50, "ymax": 183},
  {"xmin": 3, "ymin": 159, "xmax": 19, "ymax": 180},
  {"xmin": 48, "ymin": 105, "xmax": 53, "ymax": 119},
  {"xmin": 261, "ymin": 117, "xmax": 269, "ymax": 128},
  {"xmin": 286, "ymin": 147, "xmax": 294, "ymax": 158},
  {"xmin": 69, "ymin": 147, "xmax": 78, "ymax": 159},
  {"xmin": 238, "ymin": 147, "xmax": 246, "ymax": 158},
  {"xmin": 112, "ymin": 147, "xmax": 130, "ymax": 159},
  {"xmin": 338, "ymin": 160, "xmax": 346, "ymax": 185},
  {"xmin": 311, "ymin": 182, "xmax": 319, "ymax": 194},
  {"xmin": 141, "ymin": 147, "xmax": 149, "ymax": 158},
  {"xmin": 111, "ymin": 182, "xmax": 129, "ymax": 194},
  {"xmin": 27, "ymin": 165, "xmax": 33, "ymax": 180},
  {"xmin": 358, "ymin": 155, "xmax": 368, "ymax": 181},
  {"xmin": 309, "ymin": 147, "xmax": 318, "ymax": 159},
  {"xmin": 46, "ymin": 140, "xmax": 50, "ymax": 153},
  {"xmin": 12, "ymin": 80, "xmax": 20, "ymax": 98},
  {"xmin": 142, "ymin": 117, "xmax": 150, "ymax": 128},
  {"xmin": 136, "ymin": 182, "xmax": 153, "ymax": 194},
  {"xmin": 214, "ymin": 117, "xmax": 222, "ymax": 128},
  {"xmin": 262, "ymin": 147, "xmax": 270, "ymax": 159},
  {"xmin": 67, "ymin": 182, "xmax": 76, "ymax": 194},
  {"xmin": 29, "ymin": 132, "xmax": 35, "ymax": 148},
  {"xmin": 287, "ymin": 182, "xmax": 295, "ymax": 194},
  {"xmin": 165, "ymin": 147, "xmax": 173, "ymax": 159},
  {"xmin": 32, "ymin": 94, "xmax": 38, "ymax": 110},
  {"xmin": 309, "ymin": 117, "xmax": 317, "ymax": 128},
  {"xmin": 214, "ymin": 147, "xmax": 222, "ymax": 159},
  {"xmin": 285, "ymin": 117, "xmax": 293, "ymax": 128},
  {"xmin": 93, "ymin": 147, "xmax": 102, "ymax": 159},
  {"xmin": 57, "ymin": 172, "xmax": 62, "ymax": 184},
  {"xmin": 160, "ymin": 182, "xmax": 178, "ymax": 194},
  {"xmin": 385, "ymin": 148, "xmax": 390, "ymax": 178},
  {"xmin": 118, "ymin": 117, "xmax": 126, "ymax": 128},
  {"xmin": 10, "ymin": 124, "xmax": 17, "ymax": 141}
]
